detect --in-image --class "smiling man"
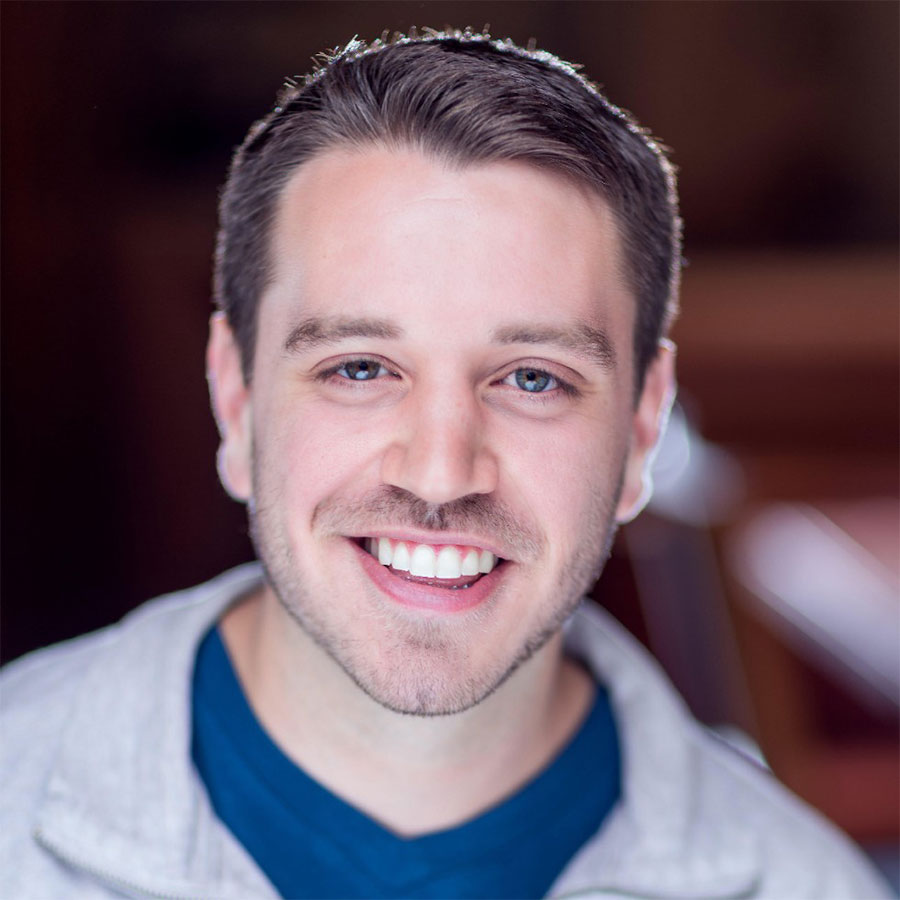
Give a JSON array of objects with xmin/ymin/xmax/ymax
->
[{"xmin": 1, "ymin": 31, "xmax": 891, "ymax": 900}]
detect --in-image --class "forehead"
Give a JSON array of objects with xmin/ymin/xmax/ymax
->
[{"xmin": 263, "ymin": 146, "xmax": 634, "ymax": 345}]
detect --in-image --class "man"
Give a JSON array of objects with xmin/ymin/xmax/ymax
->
[{"xmin": 0, "ymin": 30, "xmax": 891, "ymax": 899}]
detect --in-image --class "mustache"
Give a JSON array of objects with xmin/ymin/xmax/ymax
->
[{"xmin": 312, "ymin": 486, "xmax": 544, "ymax": 561}]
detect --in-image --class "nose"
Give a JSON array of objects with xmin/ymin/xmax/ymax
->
[{"xmin": 380, "ymin": 383, "xmax": 499, "ymax": 505}]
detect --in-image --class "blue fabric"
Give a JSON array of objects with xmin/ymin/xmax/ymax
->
[{"xmin": 191, "ymin": 625, "xmax": 620, "ymax": 899}]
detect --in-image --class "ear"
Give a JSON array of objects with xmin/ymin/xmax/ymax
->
[
  {"xmin": 206, "ymin": 312, "xmax": 252, "ymax": 502},
  {"xmin": 615, "ymin": 340, "xmax": 677, "ymax": 523}
]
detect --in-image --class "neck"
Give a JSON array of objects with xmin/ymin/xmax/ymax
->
[{"xmin": 220, "ymin": 584, "xmax": 595, "ymax": 836}]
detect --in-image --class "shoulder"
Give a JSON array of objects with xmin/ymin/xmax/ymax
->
[
  {"xmin": 0, "ymin": 624, "xmax": 122, "ymax": 896},
  {"xmin": 0, "ymin": 563, "xmax": 262, "ymax": 715},
  {"xmin": 0, "ymin": 564, "xmax": 264, "ymax": 897},
  {"xmin": 687, "ymin": 705, "xmax": 890, "ymax": 897},
  {"xmin": 0, "ymin": 567, "xmax": 260, "ymax": 788},
  {"xmin": 1, "ymin": 627, "xmax": 116, "ymax": 779},
  {"xmin": 1, "ymin": 581, "xmax": 197, "ymax": 725},
  {"xmin": 564, "ymin": 602, "xmax": 892, "ymax": 898},
  {"xmin": 1, "ymin": 564, "xmax": 262, "ymax": 737}
]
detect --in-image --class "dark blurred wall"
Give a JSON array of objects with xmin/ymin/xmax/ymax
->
[{"xmin": 2, "ymin": 0, "xmax": 898, "ymax": 663}]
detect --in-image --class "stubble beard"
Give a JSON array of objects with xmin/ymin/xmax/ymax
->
[{"xmin": 248, "ymin": 455, "xmax": 624, "ymax": 718}]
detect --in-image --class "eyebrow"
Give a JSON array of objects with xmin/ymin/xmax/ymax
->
[
  {"xmin": 283, "ymin": 315, "xmax": 616, "ymax": 369},
  {"xmin": 284, "ymin": 316, "xmax": 402, "ymax": 352},
  {"xmin": 490, "ymin": 322, "xmax": 616, "ymax": 370}
]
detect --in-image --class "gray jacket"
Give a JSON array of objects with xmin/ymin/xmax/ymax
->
[{"xmin": 1, "ymin": 564, "xmax": 891, "ymax": 899}]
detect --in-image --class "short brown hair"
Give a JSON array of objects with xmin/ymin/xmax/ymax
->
[{"xmin": 215, "ymin": 30, "xmax": 681, "ymax": 390}]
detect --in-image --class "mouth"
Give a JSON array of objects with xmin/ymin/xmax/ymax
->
[
  {"xmin": 354, "ymin": 536, "xmax": 505, "ymax": 588},
  {"xmin": 348, "ymin": 535, "xmax": 510, "ymax": 611}
]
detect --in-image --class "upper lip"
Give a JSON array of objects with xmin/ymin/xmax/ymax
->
[{"xmin": 349, "ymin": 530, "xmax": 512, "ymax": 561}]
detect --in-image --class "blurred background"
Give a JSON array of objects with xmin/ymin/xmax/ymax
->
[{"xmin": 2, "ymin": 0, "xmax": 897, "ymax": 885}]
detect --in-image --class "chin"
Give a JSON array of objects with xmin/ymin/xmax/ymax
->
[
  {"xmin": 300, "ymin": 588, "xmax": 566, "ymax": 718},
  {"xmin": 293, "ymin": 596, "xmax": 522, "ymax": 716},
  {"xmin": 348, "ymin": 665, "xmax": 499, "ymax": 717}
]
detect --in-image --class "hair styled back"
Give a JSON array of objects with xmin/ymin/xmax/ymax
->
[{"xmin": 215, "ymin": 29, "xmax": 681, "ymax": 389}]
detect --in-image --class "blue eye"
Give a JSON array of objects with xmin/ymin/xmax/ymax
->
[
  {"xmin": 336, "ymin": 359, "xmax": 387, "ymax": 381},
  {"xmin": 507, "ymin": 368, "xmax": 558, "ymax": 393}
]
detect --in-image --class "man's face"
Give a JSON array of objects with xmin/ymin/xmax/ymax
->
[{"xmin": 210, "ymin": 147, "xmax": 671, "ymax": 715}]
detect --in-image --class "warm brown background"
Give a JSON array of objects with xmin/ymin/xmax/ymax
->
[{"xmin": 2, "ymin": 0, "xmax": 897, "ymax": 867}]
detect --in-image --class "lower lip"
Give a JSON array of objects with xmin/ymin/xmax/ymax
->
[{"xmin": 348, "ymin": 539, "xmax": 508, "ymax": 613}]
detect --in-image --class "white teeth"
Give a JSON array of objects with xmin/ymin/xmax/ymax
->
[
  {"xmin": 478, "ymin": 550, "xmax": 496, "ymax": 574},
  {"xmin": 377, "ymin": 537, "xmax": 393, "ymax": 565},
  {"xmin": 365, "ymin": 537, "xmax": 500, "ymax": 578},
  {"xmin": 391, "ymin": 542, "xmax": 411, "ymax": 572},
  {"xmin": 436, "ymin": 547, "xmax": 463, "ymax": 579},
  {"xmin": 461, "ymin": 549, "xmax": 480, "ymax": 576},
  {"xmin": 409, "ymin": 544, "xmax": 437, "ymax": 577}
]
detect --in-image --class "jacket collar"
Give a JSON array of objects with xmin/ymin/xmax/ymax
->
[
  {"xmin": 549, "ymin": 603, "xmax": 761, "ymax": 898},
  {"xmin": 35, "ymin": 564, "xmax": 760, "ymax": 898}
]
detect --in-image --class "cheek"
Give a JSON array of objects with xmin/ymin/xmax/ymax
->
[
  {"xmin": 256, "ymin": 393, "xmax": 391, "ymax": 511},
  {"xmin": 494, "ymin": 405, "xmax": 630, "ymax": 555}
]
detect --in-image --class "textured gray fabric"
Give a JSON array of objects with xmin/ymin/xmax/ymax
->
[{"xmin": 0, "ymin": 563, "xmax": 891, "ymax": 899}]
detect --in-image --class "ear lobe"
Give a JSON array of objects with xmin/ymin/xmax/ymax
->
[
  {"xmin": 206, "ymin": 312, "xmax": 252, "ymax": 502},
  {"xmin": 615, "ymin": 340, "xmax": 676, "ymax": 523}
]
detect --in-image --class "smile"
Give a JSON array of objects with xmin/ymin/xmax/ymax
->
[
  {"xmin": 349, "ymin": 536, "xmax": 509, "ymax": 611},
  {"xmin": 363, "ymin": 537, "xmax": 499, "ymax": 584}
]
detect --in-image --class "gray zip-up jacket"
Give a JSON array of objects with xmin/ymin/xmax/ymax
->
[{"xmin": 1, "ymin": 564, "xmax": 891, "ymax": 899}]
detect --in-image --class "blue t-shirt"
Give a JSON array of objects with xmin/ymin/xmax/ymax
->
[{"xmin": 191, "ymin": 626, "xmax": 620, "ymax": 899}]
